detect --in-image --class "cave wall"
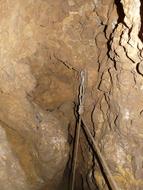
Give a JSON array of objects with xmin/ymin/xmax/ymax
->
[
  {"xmin": 0, "ymin": 0, "xmax": 143, "ymax": 190},
  {"xmin": 90, "ymin": 0, "xmax": 143, "ymax": 189}
]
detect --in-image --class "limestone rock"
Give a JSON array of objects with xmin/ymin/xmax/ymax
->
[
  {"xmin": 0, "ymin": 124, "xmax": 30, "ymax": 190},
  {"xmin": 1, "ymin": 0, "xmax": 143, "ymax": 189}
]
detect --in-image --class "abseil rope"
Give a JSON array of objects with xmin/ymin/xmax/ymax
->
[
  {"xmin": 70, "ymin": 70, "xmax": 86, "ymax": 190},
  {"xmin": 70, "ymin": 69, "xmax": 119, "ymax": 190}
]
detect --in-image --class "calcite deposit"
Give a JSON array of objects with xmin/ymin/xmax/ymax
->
[{"xmin": 0, "ymin": 0, "xmax": 143, "ymax": 190}]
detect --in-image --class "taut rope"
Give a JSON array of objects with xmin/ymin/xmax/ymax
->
[
  {"xmin": 70, "ymin": 70, "xmax": 86, "ymax": 190},
  {"xmin": 70, "ymin": 69, "xmax": 119, "ymax": 190}
]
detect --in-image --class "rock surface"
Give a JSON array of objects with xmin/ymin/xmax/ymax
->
[
  {"xmin": 0, "ymin": 0, "xmax": 143, "ymax": 190},
  {"xmin": 91, "ymin": 0, "xmax": 143, "ymax": 190}
]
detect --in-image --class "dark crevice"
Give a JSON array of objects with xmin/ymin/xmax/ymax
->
[
  {"xmin": 105, "ymin": 0, "xmax": 127, "ymax": 68},
  {"xmin": 114, "ymin": 0, "xmax": 125, "ymax": 24},
  {"xmin": 139, "ymin": 0, "xmax": 143, "ymax": 41},
  {"xmin": 136, "ymin": 62, "xmax": 143, "ymax": 77}
]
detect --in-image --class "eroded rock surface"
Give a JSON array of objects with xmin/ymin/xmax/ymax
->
[
  {"xmin": 1, "ymin": 0, "xmax": 143, "ymax": 190},
  {"xmin": 0, "ymin": 124, "xmax": 30, "ymax": 190},
  {"xmin": 91, "ymin": 0, "xmax": 143, "ymax": 190}
]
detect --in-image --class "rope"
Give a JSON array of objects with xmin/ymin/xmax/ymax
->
[
  {"xmin": 82, "ymin": 120, "xmax": 120, "ymax": 190},
  {"xmin": 70, "ymin": 69, "xmax": 119, "ymax": 190},
  {"xmin": 70, "ymin": 70, "xmax": 86, "ymax": 190}
]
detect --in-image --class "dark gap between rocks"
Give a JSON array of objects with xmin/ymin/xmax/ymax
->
[
  {"xmin": 139, "ymin": 0, "xmax": 143, "ymax": 41},
  {"xmin": 114, "ymin": 0, "xmax": 125, "ymax": 24}
]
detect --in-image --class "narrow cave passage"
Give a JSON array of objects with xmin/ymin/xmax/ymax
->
[{"xmin": 0, "ymin": 0, "xmax": 143, "ymax": 190}]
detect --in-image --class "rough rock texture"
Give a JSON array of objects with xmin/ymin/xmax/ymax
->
[
  {"xmin": 0, "ymin": 0, "xmax": 98, "ymax": 189},
  {"xmin": 91, "ymin": 0, "xmax": 143, "ymax": 190},
  {"xmin": 1, "ymin": 0, "xmax": 143, "ymax": 190}
]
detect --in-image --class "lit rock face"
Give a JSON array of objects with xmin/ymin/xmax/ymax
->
[
  {"xmin": 0, "ymin": 103, "xmax": 70, "ymax": 190},
  {"xmin": 92, "ymin": 0, "xmax": 143, "ymax": 190},
  {"xmin": 0, "ymin": 0, "xmax": 99, "ymax": 189},
  {"xmin": 0, "ymin": 125, "xmax": 29, "ymax": 190},
  {"xmin": 34, "ymin": 109, "xmax": 70, "ymax": 190},
  {"xmin": 0, "ymin": 0, "xmax": 143, "ymax": 190},
  {"xmin": 0, "ymin": 1, "xmax": 72, "ymax": 189}
]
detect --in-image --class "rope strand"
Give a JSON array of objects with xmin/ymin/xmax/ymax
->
[
  {"xmin": 70, "ymin": 70, "xmax": 86, "ymax": 190},
  {"xmin": 70, "ymin": 69, "xmax": 119, "ymax": 190}
]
